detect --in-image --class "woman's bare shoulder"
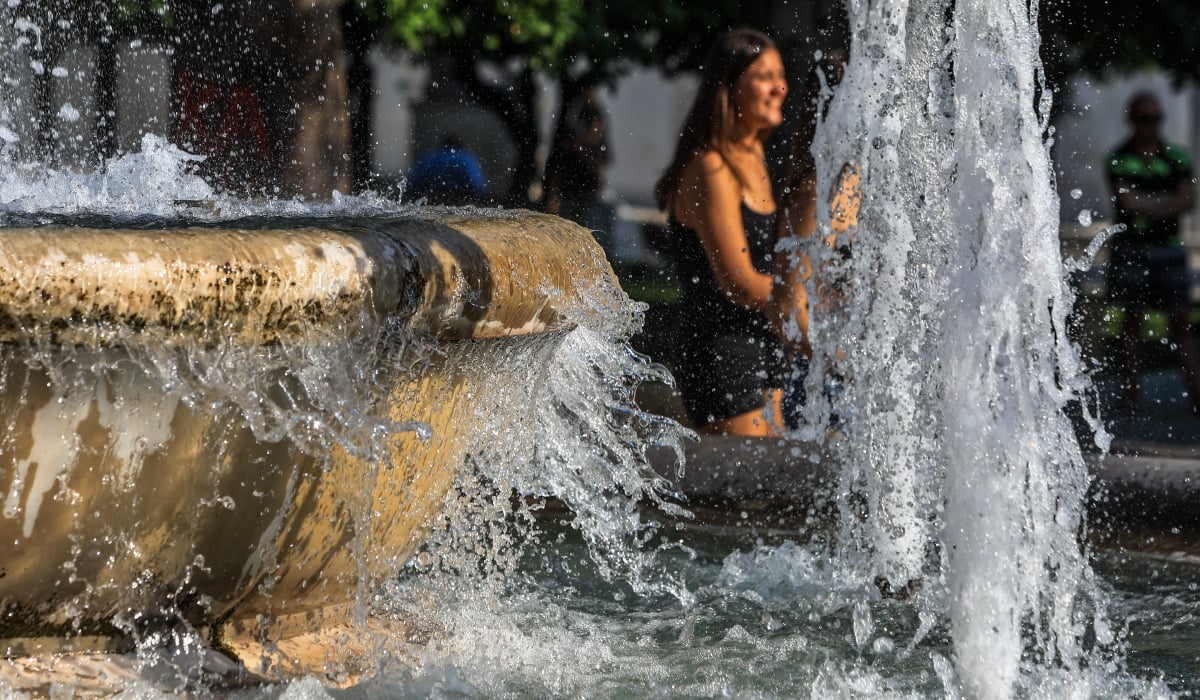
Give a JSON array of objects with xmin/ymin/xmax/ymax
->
[
  {"xmin": 696, "ymin": 150, "xmax": 733, "ymax": 176},
  {"xmin": 679, "ymin": 150, "xmax": 737, "ymax": 193},
  {"xmin": 673, "ymin": 153, "xmax": 740, "ymax": 227}
]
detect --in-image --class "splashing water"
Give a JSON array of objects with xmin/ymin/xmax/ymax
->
[
  {"xmin": 0, "ymin": 130, "xmax": 423, "ymax": 222},
  {"xmin": 0, "ymin": 0, "xmax": 690, "ymax": 648},
  {"xmin": 797, "ymin": 0, "xmax": 1126, "ymax": 695},
  {"xmin": 0, "ymin": 133, "xmax": 211, "ymax": 216},
  {"xmin": 0, "ymin": 12, "xmax": 694, "ymax": 674},
  {"xmin": 2, "ymin": 4, "xmax": 1197, "ymax": 699},
  {"xmin": 0, "ymin": 72, "xmax": 695, "ymax": 693}
]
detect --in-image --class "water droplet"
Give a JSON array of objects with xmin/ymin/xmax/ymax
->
[
  {"xmin": 1069, "ymin": 188, "xmax": 1082, "ymax": 200},
  {"xmin": 1077, "ymin": 209, "xmax": 1092, "ymax": 226}
]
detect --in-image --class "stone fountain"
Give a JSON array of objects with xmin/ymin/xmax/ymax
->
[{"xmin": 0, "ymin": 211, "xmax": 621, "ymax": 670}]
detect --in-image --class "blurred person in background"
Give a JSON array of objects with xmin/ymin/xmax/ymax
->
[
  {"xmin": 655, "ymin": 28, "xmax": 789, "ymax": 436},
  {"xmin": 1105, "ymin": 91, "xmax": 1200, "ymax": 414},
  {"xmin": 544, "ymin": 87, "xmax": 612, "ymax": 235},
  {"xmin": 407, "ymin": 132, "xmax": 488, "ymax": 205}
]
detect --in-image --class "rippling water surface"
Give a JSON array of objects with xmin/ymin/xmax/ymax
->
[
  {"xmin": 238, "ymin": 521, "xmax": 1191, "ymax": 700},
  {"xmin": 5, "ymin": 519, "xmax": 1193, "ymax": 698}
]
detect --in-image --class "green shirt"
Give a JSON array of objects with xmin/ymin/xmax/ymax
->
[{"xmin": 1106, "ymin": 140, "xmax": 1193, "ymax": 248}]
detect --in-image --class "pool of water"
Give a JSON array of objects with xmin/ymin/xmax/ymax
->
[
  {"xmin": 302, "ymin": 518, "xmax": 1196, "ymax": 699},
  {"xmin": 0, "ymin": 505, "xmax": 1192, "ymax": 698}
]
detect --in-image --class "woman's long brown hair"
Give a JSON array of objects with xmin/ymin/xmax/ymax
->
[{"xmin": 654, "ymin": 28, "xmax": 778, "ymax": 212}]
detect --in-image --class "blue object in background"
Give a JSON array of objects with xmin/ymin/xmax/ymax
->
[{"xmin": 407, "ymin": 133, "xmax": 488, "ymax": 205}]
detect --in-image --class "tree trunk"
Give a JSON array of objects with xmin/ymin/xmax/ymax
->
[
  {"xmin": 542, "ymin": 73, "xmax": 587, "ymax": 215},
  {"xmin": 343, "ymin": 5, "xmax": 377, "ymax": 193},
  {"xmin": 93, "ymin": 36, "xmax": 119, "ymax": 164},
  {"xmin": 31, "ymin": 41, "xmax": 62, "ymax": 162},
  {"xmin": 170, "ymin": 0, "xmax": 352, "ymax": 199},
  {"xmin": 276, "ymin": 1, "xmax": 352, "ymax": 199}
]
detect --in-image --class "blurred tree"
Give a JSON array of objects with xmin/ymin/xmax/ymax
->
[
  {"xmin": 1041, "ymin": 0, "xmax": 1200, "ymax": 86},
  {"xmin": 351, "ymin": 0, "xmax": 743, "ymax": 206},
  {"xmin": 89, "ymin": 2, "xmax": 170, "ymax": 162},
  {"xmin": 12, "ymin": 0, "xmax": 350, "ymax": 198},
  {"xmin": 166, "ymin": 0, "xmax": 352, "ymax": 198},
  {"xmin": 23, "ymin": 1, "xmax": 1195, "ymax": 201}
]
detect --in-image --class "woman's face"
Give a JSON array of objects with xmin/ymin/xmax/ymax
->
[{"xmin": 733, "ymin": 48, "xmax": 788, "ymax": 133}]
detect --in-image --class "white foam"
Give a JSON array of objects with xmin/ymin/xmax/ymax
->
[
  {"xmin": 0, "ymin": 131, "xmax": 416, "ymax": 220},
  {"xmin": 0, "ymin": 134, "xmax": 213, "ymax": 216}
]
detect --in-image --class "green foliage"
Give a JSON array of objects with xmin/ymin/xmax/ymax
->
[
  {"xmin": 1042, "ymin": 0, "xmax": 1200, "ymax": 84},
  {"xmin": 565, "ymin": 1, "xmax": 743, "ymax": 81},
  {"xmin": 356, "ymin": 0, "xmax": 741, "ymax": 81},
  {"xmin": 13, "ymin": 0, "xmax": 171, "ymax": 40},
  {"xmin": 356, "ymin": 0, "xmax": 455, "ymax": 53},
  {"xmin": 356, "ymin": 0, "xmax": 581, "ymax": 69},
  {"xmin": 111, "ymin": 0, "xmax": 169, "ymax": 27}
]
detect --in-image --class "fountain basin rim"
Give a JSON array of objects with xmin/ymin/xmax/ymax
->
[
  {"xmin": 0, "ymin": 213, "xmax": 610, "ymax": 345},
  {"xmin": 647, "ymin": 436, "xmax": 1200, "ymax": 531}
]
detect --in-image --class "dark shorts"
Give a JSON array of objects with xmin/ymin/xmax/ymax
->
[
  {"xmin": 781, "ymin": 356, "xmax": 844, "ymax": 430},
  {"xmin": 782, "ymin": 356, "xmax": 810, "ymax": 429},
  {"xmin": 1106, "ymin": 245, "xmax": 1191, "ymax": 310},
  {"xmin": 673, "ymin": 331, "xmax": 785, "ymax": 427}
]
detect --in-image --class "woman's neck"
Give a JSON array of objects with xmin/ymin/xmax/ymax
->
[{"xmin": 730, "ymin": 132, "xmax": 761, "ymax": 154}]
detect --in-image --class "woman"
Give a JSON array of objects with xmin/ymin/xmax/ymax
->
[{"xmin": 655, "ymin": 29, "xmax": 788, "ymax": 436}]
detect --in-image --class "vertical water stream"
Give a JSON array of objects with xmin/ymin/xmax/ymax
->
[{"xmin": 804, "ymin": 0, "xmax": 1111, "ymax": 695}]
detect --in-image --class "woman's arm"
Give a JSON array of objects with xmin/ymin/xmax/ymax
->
[
  {"xmin": 769, "ymin": 165, "xmax": 860, "ymax": 357},
  {"xmin": 678, "ymin": 151, "xmax": 775, "ymax": 313},
  {"xmin": 770, "ymin": 178, "xmax": 816, "ymax": 356}
]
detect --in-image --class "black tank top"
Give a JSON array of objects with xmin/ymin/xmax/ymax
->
[{"xmin": 669, "ymin": 203, "xmax": 777, "ymax": 341}]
